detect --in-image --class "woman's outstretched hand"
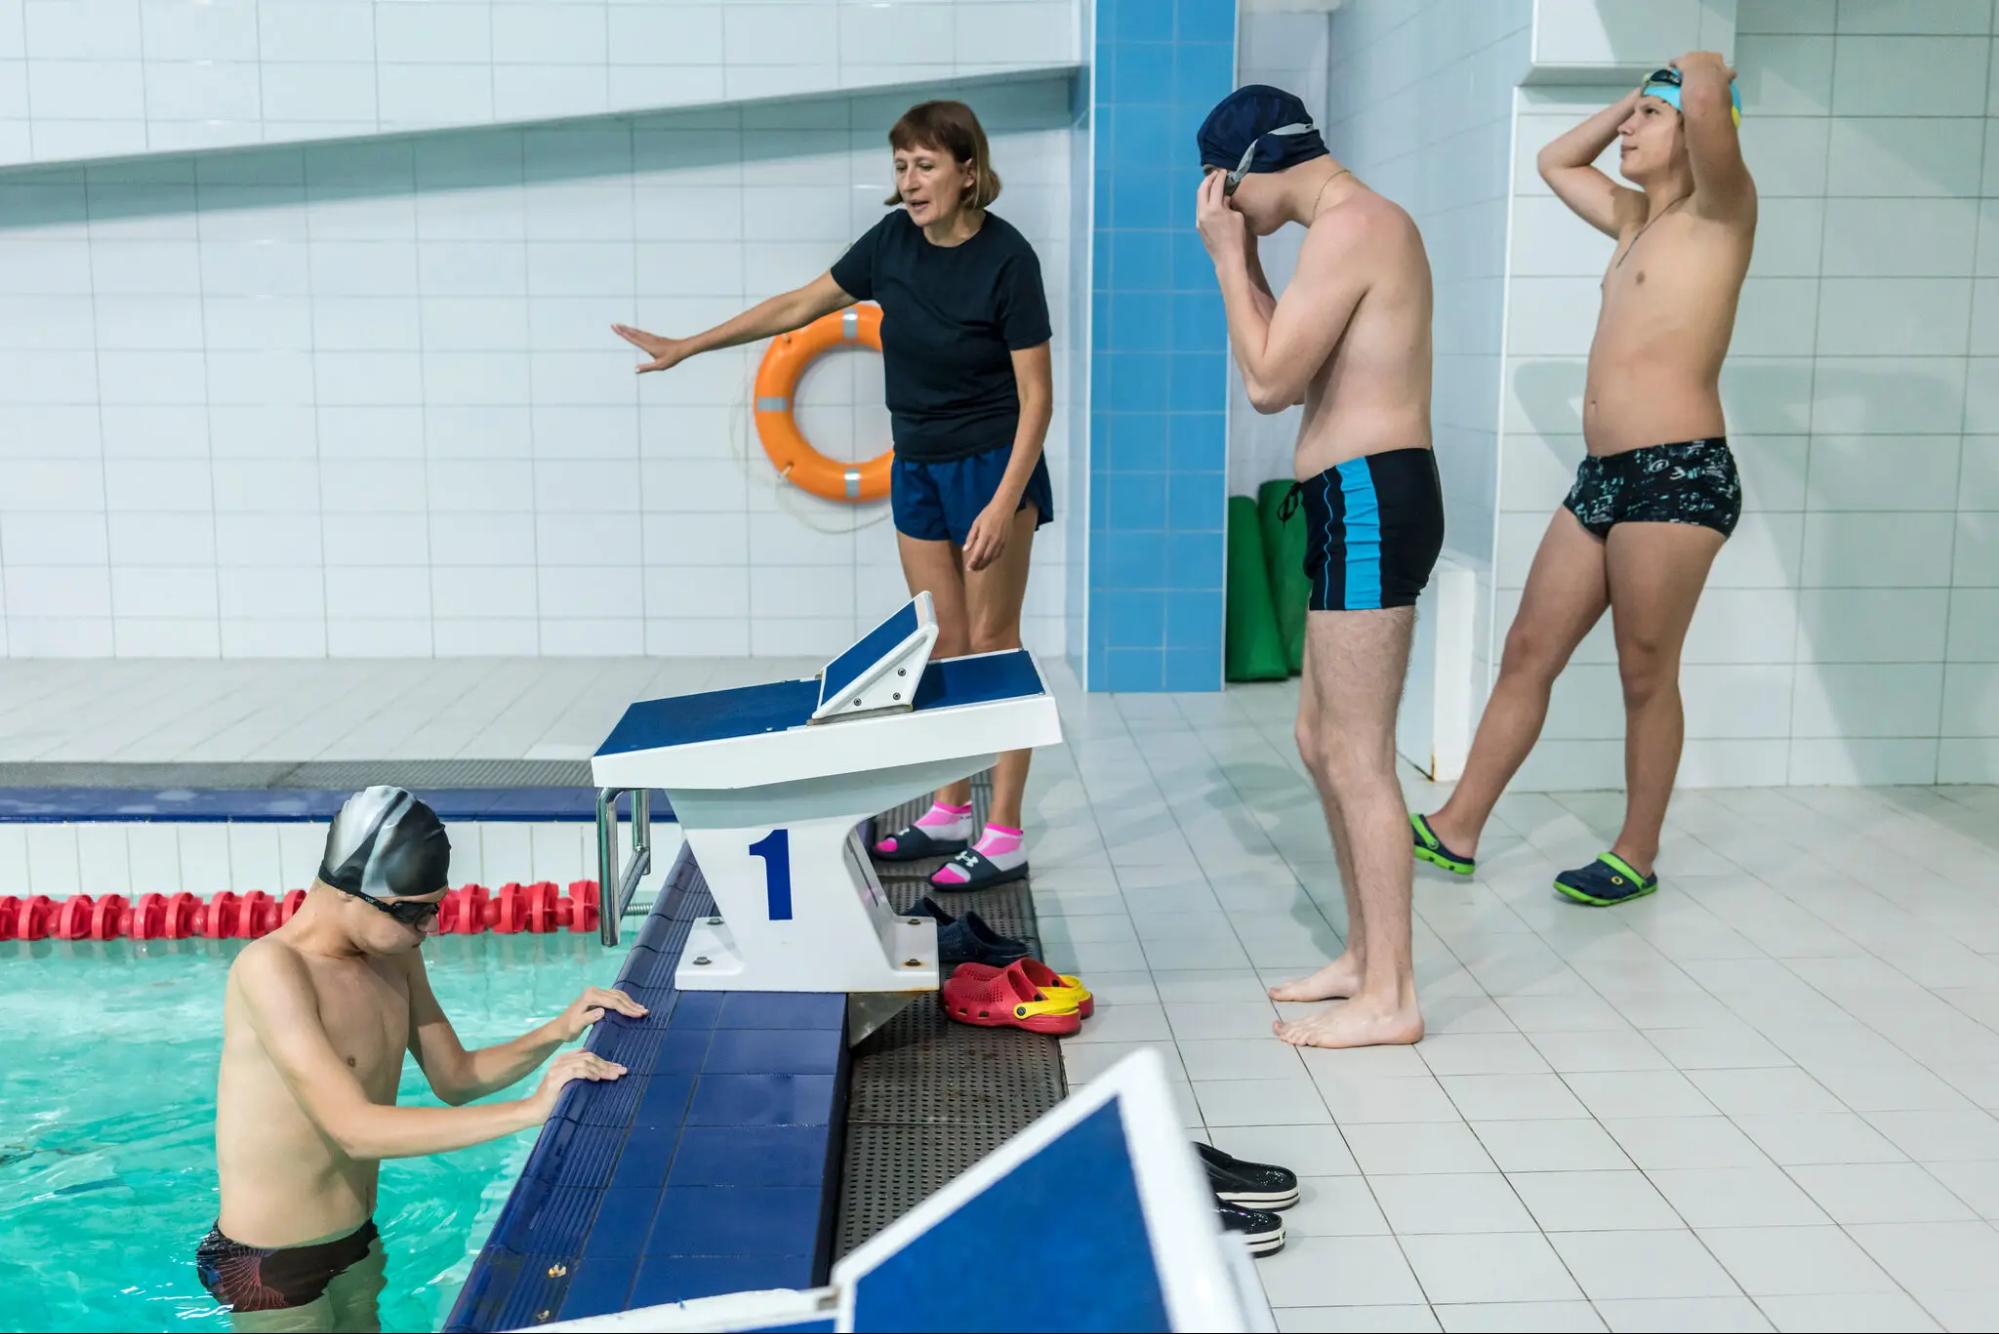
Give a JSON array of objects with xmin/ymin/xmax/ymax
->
[{"xmin": 612, "ymin": 323, "xmax": 690, "ymax": 374}]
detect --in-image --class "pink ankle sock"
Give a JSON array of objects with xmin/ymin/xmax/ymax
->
[
  {"xmin": 972, "ymin": 823, "xmax": 1021, "ymax": 857},
  {"xmin": 932, "ymin": 823, "xmax": 1026, "ymax": 885},
  {"xmin": 917, "ymin": 801, "xmax": 973, "ymax": 828},
  {"xmin": 875, "ymin": 801, "xmax": 972, "ymax": 856}
]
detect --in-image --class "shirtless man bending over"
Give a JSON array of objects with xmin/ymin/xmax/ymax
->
[
  {"xmin": 198, "ymin": 786, "xmax": 636, "ymax": 1331},
  {"xmin": 1413, "ymin": 53, "xmax": 1754, "ymax": 908},
  {"xmin": 1196, "ymin": 86, "xmax": 1444, "ymax": 1049}
]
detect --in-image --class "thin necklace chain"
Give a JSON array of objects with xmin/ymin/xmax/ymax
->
[
  {"xmin": 1309, "ymin": 168, "xmax": 1352, "ymax": 222},
  {"xmin": 1615, "ymin": 193, "xmax": 1690, "ymax": 268}
]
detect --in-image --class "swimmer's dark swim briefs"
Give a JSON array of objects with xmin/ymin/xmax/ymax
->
[
  {"xmin": 196, "ymin": 1218, "xmax": 378, "ymax": 1312},
  {"xmin": 1562, "ymin": 437, "xmax": 1741, "ymax": 539}
]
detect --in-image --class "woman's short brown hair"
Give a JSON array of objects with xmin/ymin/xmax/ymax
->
[{"xmin": 882, "ymin": 100, "xmax": 1002, "ymax": 209}]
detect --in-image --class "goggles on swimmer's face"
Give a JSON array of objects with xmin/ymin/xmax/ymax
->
[
  {"xmin": 1221, "ymin": 122, "xmax": 1314, "ymax": 196},
  {"xmin": 340, "ymin": 885, "xmax": 442, "ymax": 928}
]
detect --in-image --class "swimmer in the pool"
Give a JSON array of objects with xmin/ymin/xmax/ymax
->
[
  {"xmin": 1413, "ymin": 53, "xmax": 1755, "ymax": 907},
  {"xmin": 198, "ymin": 786, "xmax": 638, "ymax": 1331}
]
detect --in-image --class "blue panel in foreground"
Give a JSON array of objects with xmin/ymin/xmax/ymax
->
[
  {"xmin": 818, "ymin": 600, "xmax": 920, "ymax": 711},
  {"xmin": 848, "ymin": 1100, "xmax": 1169, "ymax": 1332}
]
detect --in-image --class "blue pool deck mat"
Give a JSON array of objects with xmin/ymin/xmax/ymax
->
[
  {"xmin": 446, "ymin": 840, "xmax": 848, "ymax": 1334},
  {"xmin": 519, "ymin": 1051, "xmax": 1272, "ymax": 1334},
  {"xmin": 596, "ymin": 650, "xmax": 1045, "ymax": 758},
  {"xmin": 0, "ymin": 786, "xmax": 665, "ymax": 824}
]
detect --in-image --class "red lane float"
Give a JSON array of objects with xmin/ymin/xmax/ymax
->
[{"xmin": 0, "ymin": 880, "xmax": 602, "ymax": 943}]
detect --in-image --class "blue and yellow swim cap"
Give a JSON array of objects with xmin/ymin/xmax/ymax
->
[{"xmin": 1641, "ymin": 66, "xmax": 1743, "ymax": 126}]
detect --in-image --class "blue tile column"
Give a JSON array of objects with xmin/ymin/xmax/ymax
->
[{"xmin": 1087, "ymin": 0, "xmax": 1235, "ymax": 692}]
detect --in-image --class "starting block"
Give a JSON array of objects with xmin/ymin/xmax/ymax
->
[{"xmin": 590, "ymin": 594, "xmax": 1062, "ymax": 995}]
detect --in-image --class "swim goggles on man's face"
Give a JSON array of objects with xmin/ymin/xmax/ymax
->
[
  {"xmin": 1223, "ymin": 122, "xmax": 1314, "ymax": 196},
  {"xmin": 339, "ymin": 885, "xmax": 442, "ymax": 928}
]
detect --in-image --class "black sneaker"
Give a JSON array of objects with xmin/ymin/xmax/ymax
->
[
  {"xmin": 1196, "ymin": 1142, "xmax": 1301, "ymax": 1210},
  {"xmin": 1216, "ymin": 1199, "xmax": 1285, "ymax": 1256}
]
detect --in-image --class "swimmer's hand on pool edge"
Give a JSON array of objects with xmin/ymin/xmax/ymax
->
[
  {"xmin": 529, "ymin": 1051, "xmax": 630, "ymax": 1124},
  {"xmin": 552, "ymin": 986, "xmax": 649, "ymax": 1042}
]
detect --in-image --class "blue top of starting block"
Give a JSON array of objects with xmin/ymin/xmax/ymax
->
[{"xmin": 597, "ymin": 650, "xmax": 1044, "ymax": 756}]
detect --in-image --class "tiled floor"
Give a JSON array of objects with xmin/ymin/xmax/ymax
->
[
  {"xmin": 0, "ymin": 657, "xmax": 819, "ymax": 763},
  {"xmin": 1025, "ymin": 678, "xmax": 1999, "ymax": 1334},
  {"xmin": 7, "ymin": 657, "xmax": 1999, "ymax": 1331}
]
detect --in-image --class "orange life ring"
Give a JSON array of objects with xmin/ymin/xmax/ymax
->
[{"xmin": 753, "ymin": 304, "xmax": 892, "ymax": 502}]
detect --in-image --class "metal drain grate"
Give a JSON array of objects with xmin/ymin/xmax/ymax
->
[
  {"xmin": 836, "ymin": 1124, "xmax": 1018, "ymax": 1247},
  {"xmin": 835, "ymin": 769, "xmax": 1067, "ymax": 1258},
  {"xmin": 283, "ymin": 759, "xmax": 593, "ymax": 789},
  {"xmin": 843, "ymin": 1004, "xmax": 1064, "ymax": 1128}
]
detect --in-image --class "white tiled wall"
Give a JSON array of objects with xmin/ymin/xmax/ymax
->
[
  {"xmin": 1316, "ymin": 0, "xmax": 1534, "ymax": 697},
  {"xmin": 1495, "ymin": 0, "xmax": 1999, "ymax": 788},
  {"xmin": 0, "ymin": 73, "xmax": 1081, "ymax": 660},
  {"xmin": 0, "ymin": 816, "xmax": 685, "ymax": 895},
  {"xmin": 0, "ymin": 0, "xmax": 1082, "ymax": 168},
  {"xmin": 1531, "ymin": 0, "xmax": 1738, "ymax": 70},
  {"xmin": 1224, "ymin": 4, "xmax": 1327, "ymax": 497}
]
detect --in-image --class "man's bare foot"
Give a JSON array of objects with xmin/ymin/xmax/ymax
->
[
  {"xmin": 1273, "ymin": 996, "xmax": 1424, "ymax": 1049},
  {"xmin": 1269, "ymin": 952, "xmax": 1364, "ymax": 1002}
]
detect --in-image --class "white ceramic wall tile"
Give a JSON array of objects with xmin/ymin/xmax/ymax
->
[
  {"xmin": 1736, "ymin": 36, "xmax": 1837, "ymax": 115},
  {"xmin": 1741, "ymin": 116, "xmax": 1834, "ymax": 197},
  {"xmin": 1942, "ymin": 663, "xmax": 1999, "ymax": 735},
  {"xmin": 1806, "ymin": 436, "xmax": 1963, "ymax": 511},
  {"xmin": 1820, "ymin": 198, "xmax": 1978, "ymax": 276},
  {"xmin": 1802, "ymin": 512, "xmax": 1956, "ymax": 587},
  {"xmin": 0, "ymin": 78, "xmax": 1077, "ymax": 660},
  {"xmin": 1947, "ymin": 589, "xmax": 1999, "ymax": 661},
  {"xmin": 1740, "ymin": 0, "xmax": 1837, "ymax": 34},
  {"xmin": 0, "ymin": 0, "xmax": 1081, "ymax": 168},
  {"xmin": 1825, "ymin": 116, "xmax": 1988, "ymax": 197},
  {"xmin": 1788, "ymin": 736, "xmax": 1941, "ymax": 784},
  {"xmin": 1532, "ymin": 0, "xmax": 1723, "ymax": 67},
  {"xmin": 1816, "ymin": 279, "xmax": 1972, "ymax": 356},
  {"xmin": 1792, "ymin": 663, "xmax": 1944, "ymax": 737},
  {"xmin": 1797, "ymin": 588, "xmax": 1951, "ymax": 661},
  {"xmin": 1955, "ymin": 512, "xmax": 1999, "ymax": 585},
  {"xmin": 1831, "ymin": 35, "xmax": 1992, "ymax": 116},
  {"xmin": 1810, "ymin": 358, "xmax": 1968, "ymax": 434}
]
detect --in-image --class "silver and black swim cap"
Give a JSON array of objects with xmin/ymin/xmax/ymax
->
[{"xmin": 319, "ymin": 785, "xmax": 451, "ymax": 900}]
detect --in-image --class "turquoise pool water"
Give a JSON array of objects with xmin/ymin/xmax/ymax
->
[{"xmin": 0, "ymin": 932, "xmax": 631, "ymax": 1333}]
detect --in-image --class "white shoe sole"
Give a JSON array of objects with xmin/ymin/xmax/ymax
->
[{"xmin": 1216, "ymin": 1186, "xmax": 1301, "ymax": 1210}]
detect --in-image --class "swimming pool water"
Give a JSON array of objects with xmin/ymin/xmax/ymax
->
[{"xmin": 0, "ymin": 932, "xmax": 632, "ymax": 1333}]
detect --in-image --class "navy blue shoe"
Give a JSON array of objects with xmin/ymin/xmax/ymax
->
[
  {"xmin": 1554, "ymin": 852, "xmax": 1659, "ymax": 907},
  {"xmin": 911, "ymin": 896, "xmax": 1030, "ymax": 968}
]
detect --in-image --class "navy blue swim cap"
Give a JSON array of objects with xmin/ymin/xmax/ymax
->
[{"xmin": 1197, "ymin": 85, "xmax": 1328, "ymax": 181}]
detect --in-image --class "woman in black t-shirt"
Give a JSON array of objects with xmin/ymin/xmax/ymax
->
[{"xmin": 613, "ymin": 100, "xmax": 1055, "ymax": 893}]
